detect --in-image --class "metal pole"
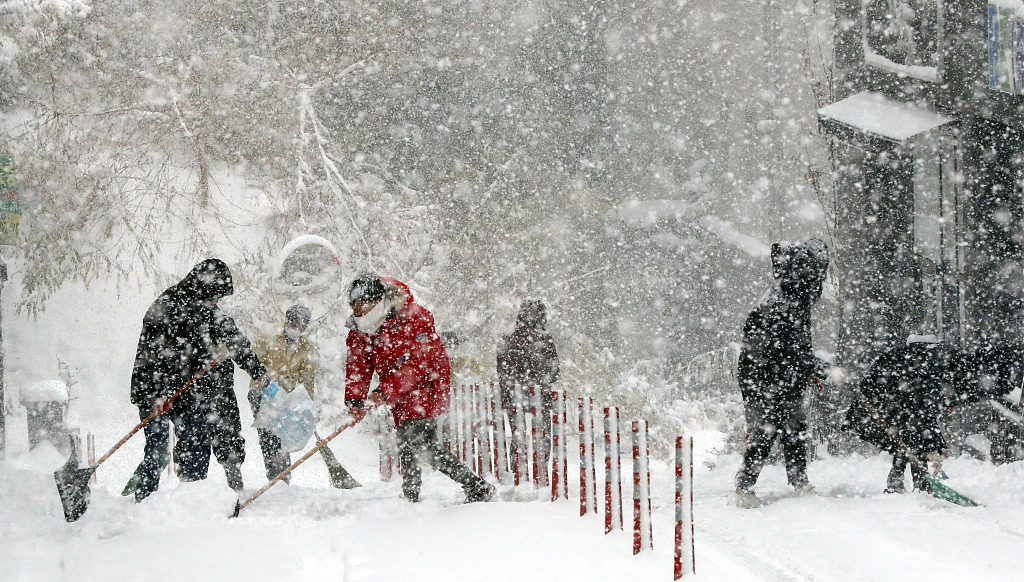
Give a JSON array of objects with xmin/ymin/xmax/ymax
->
[{"xmin": 0, "ymin": 254, "xmax": 7, "ymax": 458}]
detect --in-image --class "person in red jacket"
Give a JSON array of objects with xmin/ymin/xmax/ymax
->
[{"xmin": 344, "ymin": 274, "xmax": 494, "ymax": 503}]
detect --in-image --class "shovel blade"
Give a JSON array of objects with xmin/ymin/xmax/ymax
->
[
  {"xmin": 925, "ymin": 475, "xmax": 980, "ymax": 507},
  {"xmin": 54, "ymin": 467, "xmax": 95, "ymax": 522}
]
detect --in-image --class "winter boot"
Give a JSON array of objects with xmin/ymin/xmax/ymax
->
[
  {"xmin": 792, "ymin": 483, "xmax": 816, "ymax": 497},
  {"xmin": 731, "ymin": 487, "xmax": 764, "ymax": 509},
  {"xmin": 465, "ymin": 481, "xmax": 496, "ymax": 503},
  {"xmin": 224, "ymin": 465, "xmax": 244, "ymax": 492}
]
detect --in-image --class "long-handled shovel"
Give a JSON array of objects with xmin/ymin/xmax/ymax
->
[
  {"xmin": 314, "ymin": 431, "xmax": 361, "ymax": 489},
  {"xmin": 54, "ymin": 361, "xmax": 218, "ymax": 522},
  {"xmin": 231, "ymin": 405, "xmax": 377, "ymax": 518},
  {"xmin": 860, "ymin": 398, "xmax": 980, "ymax": 507}
]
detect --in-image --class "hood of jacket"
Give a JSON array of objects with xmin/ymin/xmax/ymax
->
[{"xmin": 169, "ymin": 259, "xmax": 234, "ymax": 304}]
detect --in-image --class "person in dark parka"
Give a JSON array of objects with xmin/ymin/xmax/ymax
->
[
  {"xmin": 497, "ymin": 299, "xmax": 560, "ymax": 455},
  {"xmin": 844, "ymin": 339, "xmax": 967, "ymax": 492},
  {"xmin": 129, "ymin": 259, "xmax": 266, "ymax": 502},
  {"xmin": 734, "ymin": 239, "xmax": 831, "ymax": 506}
]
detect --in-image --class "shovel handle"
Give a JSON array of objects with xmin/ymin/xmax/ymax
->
[
  {"xmin": 860, "ymin": 397, "xmax": 930, "ymax": 473},
  {"xmin": 92, "ymin": 361, "xmax": 218, "ymax": 469},
  {"xmin": 233, "ymin": 404, "xmax": 378, "ymax": 517}
]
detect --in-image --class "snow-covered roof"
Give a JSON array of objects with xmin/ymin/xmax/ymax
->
[
  {"xmin": 817, "ymin": 91, "xmax": 955, "ymax": 143},
  {"xmin": 21, "ymin": 379, "xmax": 69, "ymax": 403}
]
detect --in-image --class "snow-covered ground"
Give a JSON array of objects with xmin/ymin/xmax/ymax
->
[
  {"xmin": 1, "ymin": 278, "xmax": 1022, "ymax": 582},
  {"xmin": 2, "ymin": 418, "xmax": 1022, "ymax": 582}
]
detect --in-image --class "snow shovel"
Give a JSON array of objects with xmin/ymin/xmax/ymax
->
[
  {"xmin": 231, "ymin": 403, "xmax": 378, "ymax": 518},
  {"xmin": 54, "ymin": 361, "xmax": 218, "ymax": 522},
  {"xmin": 314, "ymin": 431, "xmax": 361, "ymax": 489},
  {"xmin": 860, "ymin": 398, "xmax": 980, "ymax": 507}
]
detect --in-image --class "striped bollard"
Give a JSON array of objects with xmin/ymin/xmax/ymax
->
[
  {"xmin": 632, "ymin": 420, "xmax": 652, "ymax": 553},
  {"xmin": 530, "ymin": 386, "xmax": 539, "ymax": 487},
  {"xmin": 169, "ymin": 430, "xmax": 177, "ymax": 477},
  {"xmin": 536, "ymin": 387, "xmax": 550, "ymax": 487},
  {"xmin": 579, "ymin": 397, "xmax": 597, "ymax": 515},
  {"xmin": 493, "ymin": 384, "xmax": 511, "ymax": 484},
  {"xmin": 87, "ymin": 434, "xmax": 97, "ymax": 484},
  {"xmin": 604, "ymin": 408, "xmax": 622, "ymax": 533},
  {"xmin": 559, "ymin": 391, "xmax": 568, "ymax": 499},
  {"xmin": 469, "ymin": 384, "xmax": 480, "ymax": 474},
  {"xmin": 476, "ymin": 384, "xmax": 489, "ymax": 477},
  {"xmin": 513, "ymin": 384, "xmax": 528, "ymax": 485},
  {"xmin": 675, "ymin": 436, "xmax": 695, "ymax": 579},
  {"xmin": 460, "ymin": 384, "xmax": 470, "ymax": 463},
  {"xmin": 379, "ymin": 415, "xmax": 394, "ymax": 482},
  {"xmin": 551, "ymin": 390, "xmax": 564, "ymax": 500}
]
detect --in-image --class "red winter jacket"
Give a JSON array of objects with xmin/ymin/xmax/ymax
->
[{"xmin": 345, "ymin": 278, "xmax": 451, "ymax": 426}]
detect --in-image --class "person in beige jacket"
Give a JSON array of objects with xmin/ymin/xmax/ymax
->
[{"xmin": 248, "ymin": 305, "xmax": 318, "ymax": 481}]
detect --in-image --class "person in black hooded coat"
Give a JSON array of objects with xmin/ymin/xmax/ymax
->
[
  {"xmin": 734, "ymin": 239, "xmax": 831, "ymax": 505},
  {"xmin": 129, "ymin": 259, "xmax": 266, "ymax": 502},
  {"xmin": 497, "ymin": 299, "xmax": 560, "ymax": 458}
]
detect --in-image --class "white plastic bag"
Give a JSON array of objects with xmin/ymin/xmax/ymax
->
[{"xmin": 253, "ymin": 379, "xmax": 316, "ymax": 453}]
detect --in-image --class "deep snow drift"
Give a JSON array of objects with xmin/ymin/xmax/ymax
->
[{"xmin": 2, "ymin": 422, "xmax": 1022, "ymax": 582}]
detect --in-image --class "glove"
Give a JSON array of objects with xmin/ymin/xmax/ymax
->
[
  {"xmin": 926, "ymin": 450, "xmax": 947, "ymax": 474},
  {"xmin": 826, "ymin": 366, "xmax": 849, "ymax": 387}
]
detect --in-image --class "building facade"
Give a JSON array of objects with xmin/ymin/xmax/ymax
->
[{"xmin": 823, "ymin": 0, "xmax": 1024, "ymax": 370}]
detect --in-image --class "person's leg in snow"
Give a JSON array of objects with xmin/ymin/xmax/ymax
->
[
  {"xmin": 735, "ymin": 397, "xmax": 777, "ymax": 494},
  {"xmin": 778, "ymin": 402, "xmax": 812, "ymax": 491},
  {"xmin": 136, "ymin": 404, "xmax": 210, "ymax": 502},
  {"xmin": 396, "ymin": 417, "xmax": 494, "ymax": 503},
  {"xmin": 247, "ymin": 389, "xmax": 291, "ymax": 482},
  {"xmin": 203, "ymin": 381, "xmax": 246, "ymax": 491}
]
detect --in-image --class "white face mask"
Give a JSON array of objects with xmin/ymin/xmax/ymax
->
[
  {"xmin": 354, "ymin": 299, "xmax": 389, "ymax": 335},
  {"xmin": 284, "ymin": 327, "xmax": 302, "ymax": 342}
]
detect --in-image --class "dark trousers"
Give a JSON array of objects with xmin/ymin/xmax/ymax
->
[
  {"xmin": 888, "ymin": 450, "xmax": 929, "ymax": 491},
  {"xmin": 247, "ymin": 389, "xmax": 291, "ymax": 481},
  {"xmin": 736, "ymin": 397, "xmax": 810, "ymax": 491},
  {"xmin": 135, "ymin": 403, "xmax": 210, "ymax": 502},
  {"xmin": 396, "ymin": 417, "xmax": 487, "ymax": 502},
  {"xmin": 202, "ymin": 385, "xmax": 246, "ymax": 468}
]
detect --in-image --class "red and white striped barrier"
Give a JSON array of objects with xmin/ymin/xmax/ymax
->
[
  {"xmin": 493, "ymin": 383, "xmax": 511, "ymax": 484},
  {"xmin": 604, "ymin": 407, "xmax": 622, "ymax": 533},
  {"xmin": 632, "ymin": 420, "xmax": 652, "ymax": 553},
  {"xmin": 513, "ymin": 384, "xmax": 529, "ymax": 485},
  {"xmin": 551, "ymin": 390, "xmax": 566, "ymax": 500},
  {"xmin": 675, "ymin": 436, "xmax": 695, "ymax": 578},
  {"xmin": 579, "ymin": 397, "xmax": 597, "ymax": 515}
]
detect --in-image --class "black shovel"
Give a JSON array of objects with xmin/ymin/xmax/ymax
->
[{"xmin": 54, "ymin": 361, "xmax": 217, "ymax": 522}]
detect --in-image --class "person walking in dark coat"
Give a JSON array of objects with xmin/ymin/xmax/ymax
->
[
  {"xmin": 129, "ymin": 259, "xmax": 267, "ymax": 502},
  {"xmin": 733, "ymin": 239, "xmax": 831, "ymax": 507},
  {"xmin": 344, "ymin": 275, "xmax": 494, "ymax": 503},
  {"xmin": 497, "ymin": 299, "xmax": 559, "ymax": 460}
]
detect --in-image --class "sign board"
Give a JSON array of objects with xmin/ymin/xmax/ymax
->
[
  {"xmin": 988, "ymin": 1, "xmax": 1024, "ymax": 94},
  {"xmin": 0, "ymin": 157, "xmax": 19, "ymax": 246}
]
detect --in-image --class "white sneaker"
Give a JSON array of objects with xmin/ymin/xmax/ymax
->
[{"xmin": 731, "ymin": 488, "xmax": 764, "ymax": 509}]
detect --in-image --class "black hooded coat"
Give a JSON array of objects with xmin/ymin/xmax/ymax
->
[
  {"xmin": 130, "ymin": 259, "xmax": 266, "ymax": 412},
  {"xmin": 737, "ymin": 240, "xmax": 830, "ymax": 405},
  {"xmin": 497, "ymin": 300, "xmax": 559, "ymax": 403}
]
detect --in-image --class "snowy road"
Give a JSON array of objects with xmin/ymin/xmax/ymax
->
[{"xmin": 2, "ymin": 423, "xmax": 1022, "ymax": 581}]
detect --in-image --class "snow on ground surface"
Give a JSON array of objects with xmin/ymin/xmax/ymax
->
[
  {"xmin": 1, "ymin": 281, "xmax": 1021, "ymax": 581},
  {"xmin": 2, "ymin": 421, "xmax": 1023, "ymax": 582}
]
